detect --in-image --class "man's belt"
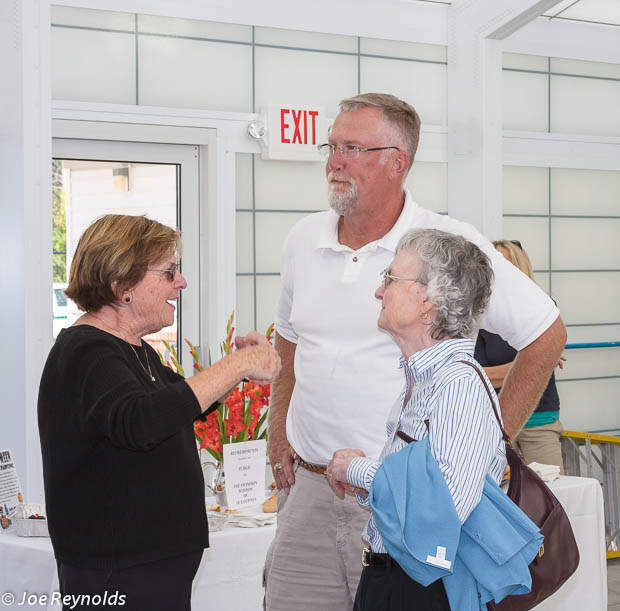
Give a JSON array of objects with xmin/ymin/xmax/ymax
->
[{"xmin": 297, "ymin": 457, "xmax": 327, "ymax": 476}]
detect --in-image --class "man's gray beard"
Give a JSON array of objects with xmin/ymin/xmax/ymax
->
[{"xmin": 328, "ymin": 184, "xmax": 358, "ymax": 216}]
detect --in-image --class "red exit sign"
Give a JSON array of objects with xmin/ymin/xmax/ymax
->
[
  {"xmin": 262, "ymin": 104, "xmax": 326, "ymax": 161},
  {"xmin": 279, "ymin": 108, "xmax": 319, "ymax": 145}
]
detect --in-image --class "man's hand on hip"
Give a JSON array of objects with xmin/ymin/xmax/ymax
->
[{"xmin": 268, "ymin": 438, "xmax": 297, "ymax": 494}]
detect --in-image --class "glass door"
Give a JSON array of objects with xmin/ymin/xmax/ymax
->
[{"xmin": 51, "ymin": 139, "xmax": 200, "ymax": 365}]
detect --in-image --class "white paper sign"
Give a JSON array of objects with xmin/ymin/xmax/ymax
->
[
  {"xmin": 0, "ymin": 449, "xmax": 23, "ymax": 528},
  {"xmin": 223, "ymin": 440, "xmax": 266, "ymax": 510}
]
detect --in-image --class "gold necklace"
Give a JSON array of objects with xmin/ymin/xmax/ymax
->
[
  {"xmin": 84, "ymin": 312, "xmax": 155, "ymax": 383},
  {"xmin": 86, "ymin": 312, "xmax": 131, "ymax": 341},
  {"xmin": 129, "ymin": 343, "xmax": 156, "ymax": 383}
]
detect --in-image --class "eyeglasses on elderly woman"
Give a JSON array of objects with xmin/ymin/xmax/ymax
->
[
  {"xmin": 381, "ymin": 268, "xmax": 426, "ymax": 289},
  {"xmin": 147, "ymin": 262, "xmax": 179, "ymax": 282}
]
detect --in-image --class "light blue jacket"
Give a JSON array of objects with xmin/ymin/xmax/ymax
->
[{"xmin": 369, "ymin": 437, "xmax": 543, "ymax": 611}]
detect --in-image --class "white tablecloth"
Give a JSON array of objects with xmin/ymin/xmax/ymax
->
[
  {"xmin": 0, "ymin": 476, "xmax": 607, "ymax": 610},
  {"xmin": 533, "ymin": 475, "xmax": 607, "ymax": 610},
  {"xmin": 0, "ymin": 523, "xmax": 275, "ymax": 610}
]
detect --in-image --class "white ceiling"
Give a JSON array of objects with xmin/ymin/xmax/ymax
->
[
  {"xmin": 543, "ymin": 0, "xmax": 620, "ymax": 27},
  {"xmin": 415, "ymin": 0, "xmax": 620, "ymax": 27}
]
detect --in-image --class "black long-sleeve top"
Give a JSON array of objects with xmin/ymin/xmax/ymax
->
[
  {"xmin": 38, "ymin": 325, "xmax": 210, "ymax": 569},
  {"xmin": 474, "ymin": 329, "xmax": 559, "ymax": 413}
]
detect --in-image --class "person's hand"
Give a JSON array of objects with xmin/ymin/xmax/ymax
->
[
  {"xmin": 326, "ymin": 448, "xmax": 366, "ymax": 497},
  {"xmin": 239, "ymin": 343, "xmax": 281, "ymax": 384},
  {"xmin": 342, "ymin": 483, "xmax": 369, "ymax": 499},
  {"xmin": 235, "ymin": 331, "xmax": 269, "ymax": 350},
  {"xmin": 556, "ymin": 355, "xmax": 567, "ymax": 369},
  {"xmin": 268, "ymin": 437, "xmax": 297, "ymax": 494}
]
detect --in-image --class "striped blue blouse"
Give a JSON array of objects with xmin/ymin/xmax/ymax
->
[{"xmin": 347, "ymin": 338, "xmax": 507, "ymax": 553}]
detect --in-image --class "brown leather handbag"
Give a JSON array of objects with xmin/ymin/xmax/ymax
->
[{"xmin": 459, "ymin": 361, "xmax": 580, "ymax": 610}]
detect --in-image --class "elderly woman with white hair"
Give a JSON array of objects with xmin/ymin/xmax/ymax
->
[{"xmin": 327, "ymin": 228, "xmax": 510, "ymax": 611}]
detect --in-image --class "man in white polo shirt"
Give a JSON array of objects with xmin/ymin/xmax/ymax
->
[{"xmin": 263, "ymin": 93, "xmax": 566, "ymax": 611}]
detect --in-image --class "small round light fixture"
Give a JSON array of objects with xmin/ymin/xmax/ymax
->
[{"xmin": 248, "ymin": 121, "xmax": 266, "ymax": 139}]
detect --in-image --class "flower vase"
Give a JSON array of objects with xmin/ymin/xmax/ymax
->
[
  {"xmin": 201, "ymin": 453, "xmax": 227, "ymax": 507},
  {"xmin": 215, "ymin": 485, "xmax": 228, "ymax": 508}
]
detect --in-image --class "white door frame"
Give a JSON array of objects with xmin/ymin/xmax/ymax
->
[
  {"xmin": 51, "ymin": 119, "xmax": 232, "ymax": 363},
  {"xmin": 52, "ymin": 137, "xmax": 201, "ymax": 365}
]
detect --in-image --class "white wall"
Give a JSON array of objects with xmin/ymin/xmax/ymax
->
[
  {"xmin": 0, "ymin": 0, "xmax": 52, "ymax": 501},
  {"xmin": 2, "ymin": 0, "xmax": 620, "ymax": 501}
]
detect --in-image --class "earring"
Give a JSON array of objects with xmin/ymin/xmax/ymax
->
[
  {"xmin": 124, "ymin": 295, "xmax": 131, "ymax": 303},
  {"xmin": 420, "ymin": 310, "xmax": 428, "ymax": 319}
]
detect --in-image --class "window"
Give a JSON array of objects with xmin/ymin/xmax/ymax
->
[{"xmin": 51, "ymin": 138, "xmax": 201, "ymax": 365}]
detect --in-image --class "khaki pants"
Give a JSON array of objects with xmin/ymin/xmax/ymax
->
[
  {"xmin": 263, "ymin": 463, "xmax": 370, "ymax": 611},
  {"xmin": 513, "ymin": 419, "xmax": 564, "ymax": 475}
]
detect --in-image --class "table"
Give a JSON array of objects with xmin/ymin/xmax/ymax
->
[
  {"xmin": 534, "ymin": 475, "xmax": 607, "ymax": 610},
  {"xmin": 194, "ymin": 524, "xmax": 275, "ymax": 610},
  {"xmin": 0, "ymin": 476, "xmax": 607, "ymax": 610},
  {"xmin": 0, "ymin": 523, "xmax": 276, "ymax": 610}
]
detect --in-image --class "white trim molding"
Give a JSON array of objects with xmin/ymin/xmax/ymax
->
[
  {"xmin": 504, "ymin": 131, "xmax": 620, "ymax": 170},
  {"xmin": 52, "ymin": 114, "xmax": 237, "ymax": 364},
  {"xmin": 0, "ymin": 0, "xmax": 52, "ymax": 503},
  {"xmin": 50, "ymin": 0, "xmax": 449, "ymax": 46}
]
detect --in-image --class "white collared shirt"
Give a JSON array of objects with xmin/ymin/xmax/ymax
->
[{"xmin": 275, "ymin": 189, "xmax": 559, "ymax": 465}]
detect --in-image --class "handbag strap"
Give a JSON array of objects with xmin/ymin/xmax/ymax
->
[
  {"xmin": 396, "ymin": 430, "xmax": 415, "ymax": 444},
  {"xmin": 395, "ymin": 362, "xmax": 510, "ymax": 446},
  {"xmin": 396, "ymin": 419, "xmax": 429, "ymax": 445},
  {"xmin": 457, "ymin": 360, "xmax": 511, "ymax": 444}
]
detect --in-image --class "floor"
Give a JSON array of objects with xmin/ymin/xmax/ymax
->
[{"xmin": 609, "ymin": 558, "xmax": 620, "ymax": 610}]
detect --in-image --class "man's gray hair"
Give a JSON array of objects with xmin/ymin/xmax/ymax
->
[
  {"xmin": 339, "ymin": 93, "xmax": 420, "ymax": 170},
  {"xmin": 396, "ymin": 228, "xmax": 493, "ymax": 340}
]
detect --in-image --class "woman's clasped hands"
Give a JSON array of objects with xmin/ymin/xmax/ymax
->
[{"xmin": 326, "ymin": 448, "xmax": 368, "ymax": 499}]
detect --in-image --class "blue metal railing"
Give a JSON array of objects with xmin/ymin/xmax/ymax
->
[{"xmin": 565, "ymin": 341, "xmax": 620, "ymax": 349}]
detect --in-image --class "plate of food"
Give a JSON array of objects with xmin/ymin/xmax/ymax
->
[{"xmin": 14, "ymin": 503, "xmax": 49, "ymax": 537}]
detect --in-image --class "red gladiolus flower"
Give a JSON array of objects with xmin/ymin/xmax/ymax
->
[
  {"xmin": 175, "ymin": 314, "xmax": 276, "ymax": 457},
  {"xmin": 226, "ymin": 388, "xmax": 244, "ymax": 410},
  {"xmin": 194, "ymin": 414, "xmax": 222, "ymax": 453}
]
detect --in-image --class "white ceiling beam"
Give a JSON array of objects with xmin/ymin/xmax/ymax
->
[
  {"xmin": 504, "ymin": 132, "xmax": 620, "ymax": 171},
  {"xmin": 51, "ymin": 0, "xmax": 449, "ymax": 45},
  {"xmin": 447, "ymin": 0, "xmax": 562, "ymax": 239},
  {"xmin": 505, "ymin": 16, "xmax": 620, "ymax": 64},
  {"xmin": 490, "ymin": 1, "xmax": 564, "ymax": 38},
  {"xmin": 454, "ymin": 0, "xmax": 563, "ymax": 39}
]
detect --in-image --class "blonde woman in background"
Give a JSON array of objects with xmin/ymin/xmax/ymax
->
[{"xmin": 474, "ymin": 239, "xmax": 566, "ymax": 473}]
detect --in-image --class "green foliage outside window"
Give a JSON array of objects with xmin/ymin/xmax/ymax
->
[{"xmin": 52, "ymin": 159, "xmax": 66, "ymax": 283}]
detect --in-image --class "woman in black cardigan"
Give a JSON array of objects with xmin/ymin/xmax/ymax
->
[{"xmin": 38, "ymin": 214, "xmax": 280, "ymax": 611}]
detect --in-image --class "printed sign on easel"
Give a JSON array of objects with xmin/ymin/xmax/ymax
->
[
  {"xmin": 0, "ymin": 449, "xmax": 23, "ymax": 529},
  {"xmin": 223, "ymin": 440, "xmax": 266, "ymax": 510}
]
